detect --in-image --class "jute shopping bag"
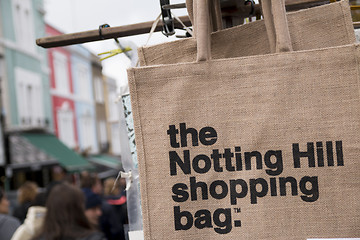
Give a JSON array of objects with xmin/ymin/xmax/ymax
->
[
  {"xmin": 128, "ymin": 0, "xmax": 360, "ymax": 239},
  {"xmin": 138, "ymin": 0, "xmax": 355, "ymax": 66}
]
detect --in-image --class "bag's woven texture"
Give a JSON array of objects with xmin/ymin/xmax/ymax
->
[
  {"xmin": 129, "ymin": 0, "xmax": 360, "ymax": 239},
  {"xmin": 138, "ymin": 1, "xmax": 355, "ymax": 66},
  {"xmin": 129, "ymin": 44, "xmax": 360, "ymax": 239}
]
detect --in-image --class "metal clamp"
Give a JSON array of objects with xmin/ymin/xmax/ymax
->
[
  {"xmin": 160, "ymin": 0, "xmax": 175, "ymax": 37},
  {"xmin": 98, "ymin": 23, "xmax": 110, "ymax": 39}
]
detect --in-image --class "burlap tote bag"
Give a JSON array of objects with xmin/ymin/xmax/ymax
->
[
  {"xmin": 128, "ymin": 0, "xmax": 360, "ymax": 239},
  {"xmin": 138, "ymin": 0, "xmax": 355, "ymax": 66}
]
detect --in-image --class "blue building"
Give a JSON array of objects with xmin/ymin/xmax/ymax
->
[
  {"xmin": 0, "ymin": 0, "xmax": 93, "ymax": 189},
  {"xmin": 70, "ymin": 45, "xmax": 99, "ymax": 154}
]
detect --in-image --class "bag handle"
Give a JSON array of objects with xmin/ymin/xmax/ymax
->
[
  {"xmin": 209, "ymin": 0, "xmax": 223, "ymax": 31},
  {"xmin": 261, "ymin": 0, "xmax": 293, "ymax": 53},
  {"xmin": 195, "ymin": 0, "xmax": 292, "ymax": 62},
  {"xmin": 195, "ymin": 0, "xmax": 211, "ymax": 61},
  {"xmin": 186, "ymin": 0, "xmax": 223, "ymax": 32},
  {"xmin": 260, "ymin": 0, "xmax": 276, "ymax": 53}
]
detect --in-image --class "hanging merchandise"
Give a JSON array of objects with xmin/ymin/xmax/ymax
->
[
  {"xmin": 137, "ymin": 0, "xmax": 355, "ymax": 66},
  {"xmin": 127, "ymin": 0, "xmax": 360, "ymax": 239}
]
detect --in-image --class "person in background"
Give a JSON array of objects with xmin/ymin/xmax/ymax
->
[
  {"xmin": 103, "ymin": 177, "xmax": 128, "ymax": 229},
  {"xmin": 11, "ymin": 192, "xmax": 47, "ymax": 240},
  {"xmin": 0, "ymin": 187, "xmax": 21, "ymax": 240},
  {"xmin": 81, "ymin": 173, "xmax": 125, "ymax": 240},
  {"xmin": 12, "ymin": 181, "xmax": 65, "ymax": 240},
  {"xmin": 32, "ymin": 182, "xmax": 105, "ymax": 240},
  {"xmin": 82, "ymin": 189, "xmax": 103, "ymax": 228},
  {"xmin": 80, "ymin": 172, "xmax": 102, "ymax": 196},
  {"xmin": 13, "ymin": 181, "xmax": 38, "ymax": 223}
]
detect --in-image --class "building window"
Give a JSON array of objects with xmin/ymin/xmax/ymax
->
[
  {"xmin": 15, "ymin": 68, "xmax": 44, "ymax": 127},
  {"xmin": 94, "ymin": 77, "xmax": 104, "ymax": 103},
  {"xmin": 12, "ymin": 0, "xmax": 35, "ymax": 52},
  {"xmin": 79, "ymin": 110, "xmax": 96, "ymax": 153},
  {"xmin": 98, "ymin": 120, "xmax": 108, "ymax": 152},
  {"xmin": 98, "ymin": 120, "xmax": 107, "ymax": 144},
  {"xmin": 76, "ymin": 64, "xmax": 91, "ymax": 101},
  {"xmin": 26, "ymin": 85, "xmax": 33, "ymax": 124},
  {"xmin": 53, "ymin": 51, "xmax": 70, "ymax": 95},
  {"xmin": 108, "ymin": 91, "xmax": 119, "ymax": 121},
  {"xmin": 111, "ymin": 123, "xmax": 121, "ymax": 155},
  {"xmin": 57, "ymin": 102, "xmax": 76, "ymax": 148}
]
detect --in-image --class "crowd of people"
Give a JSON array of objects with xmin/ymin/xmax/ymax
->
[{"xmin": 0, "ymin": 173, "xmax": 128, "ymax": 240}]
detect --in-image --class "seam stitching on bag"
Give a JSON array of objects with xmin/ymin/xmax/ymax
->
[
  {"xmin": 141, "ymin": 47, "xmax": 148, "ymax": 66},
  {"xmin": 353, "ymin": 45, "xmax": 360, "ymax": 102},
  {"xmin": 340, "ymin": 0, "xmax": 353, "ymax": 44},
  {"xmin": 129, "ymin": 69, "xmax": 152, "ymax": 238}
]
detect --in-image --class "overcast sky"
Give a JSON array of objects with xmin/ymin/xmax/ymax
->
[{"xmin": 43, "ymin": 0, "xmax": 188, "ymax": 92}]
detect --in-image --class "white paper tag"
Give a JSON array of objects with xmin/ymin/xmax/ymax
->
[{"xmin": 129, "ymin": 230, "xmax": 144, "ymax": 240}]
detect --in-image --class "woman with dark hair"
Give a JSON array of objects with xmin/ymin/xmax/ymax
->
[
  {"xmin": 32, "ymin": 183, "xmax": 105, "ymax": 240},
  {"xmin": 0, "ymin": 187, "xmax": 20, "ymax": 240}
]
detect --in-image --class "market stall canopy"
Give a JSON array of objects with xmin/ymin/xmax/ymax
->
[
  {"xmin": 8, "ymin": 133, "xmax": 58, "ymax": 171},
  {"xmin": 9, "ymin": 132, "xmax": 93, "ymax": 173},
  {"xmin": 88, "ymin": 154, "xmax": 123, "ymax": 179},
  {"xmin": 89, "ymin": 154, "xmax": 122, "ymax": 169}
]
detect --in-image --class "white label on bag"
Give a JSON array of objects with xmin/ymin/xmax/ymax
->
[{"xmin": 129, "ymin": 230, "xmax": 144, "ymax": 240}]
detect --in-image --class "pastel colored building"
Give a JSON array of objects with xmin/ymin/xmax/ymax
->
[
  {"xmin": 0, "ymin": 0, "xmax": 94, "ymax": 189},
  {"xmin": 70, "ymin": 45, "xmax": 98, "ymax": 154},
  {"xmin": 91, "ymin": 54, "xmax": 109, "ymax": 153},
  {"xmin": 104, "ymin": 76, "xmax": 121, "ymax": 156},
  {"xmin": 46, "ymin": 24, "xmax": 78, "ymax": 150},
  {"xmin": 0, "ymin": 0, "xmax": 52, "ymax": 130}
]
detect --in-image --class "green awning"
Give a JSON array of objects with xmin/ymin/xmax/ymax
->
[
  {"xmin": 22, "ymin": 133, "xmax": 93, "ymax": 173},
  {"xmin": 89, "ymin": 154, "xmax": 122, "ymax": 169}
]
